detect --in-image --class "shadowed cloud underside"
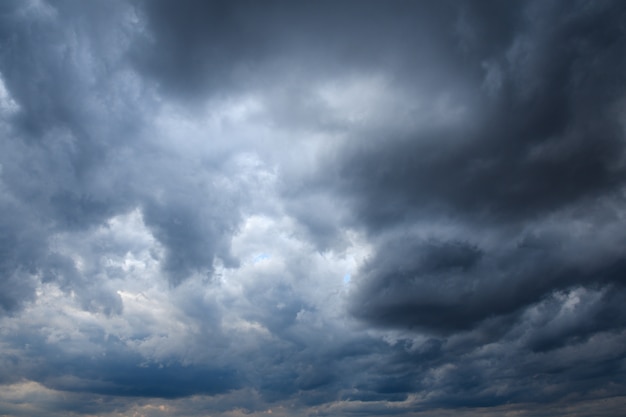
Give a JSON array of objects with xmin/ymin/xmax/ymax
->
[{"xmin": 0, "ymin": 1, "xmax": 626, "ymax": 416}]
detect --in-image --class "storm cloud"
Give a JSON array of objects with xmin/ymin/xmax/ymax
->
[{"xmin": 1, "ymin": 0, "xmax": 625, "ymax": 416}]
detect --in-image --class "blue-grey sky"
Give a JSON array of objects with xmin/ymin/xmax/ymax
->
[{"xmin": 1, "ymin": 1, "xmax": 626, "ymax": 416}]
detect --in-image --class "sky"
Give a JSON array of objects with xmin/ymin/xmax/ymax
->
[{"xmin": 0, "ymin": 0, "xmax": 626, "ymax": 416}]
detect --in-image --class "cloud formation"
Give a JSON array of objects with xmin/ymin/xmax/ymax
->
[{"xmin": 0, "ymin": 0, "xmax": 625, "ymax": 416}]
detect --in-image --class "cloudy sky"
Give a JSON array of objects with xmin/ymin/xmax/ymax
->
[{"xmin": 1, "ymin": 0, "xmax": 626, "ymax": 416}]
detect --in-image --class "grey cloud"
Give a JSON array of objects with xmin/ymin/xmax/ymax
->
[
  {"xmin": 141, "ymin": 195, "xmax": 240, "ymax": 285},
  {"xmin": 31, "ymin": 345, "xmax": 240, "ymax": 399},
  {"xmin": 0, "ymin": 0, "xmax": 251, "ymax": 292},
  {"xmin": 324, "ymin": 0, "xmax": 626, "ymax": 409},
  {"xmin": 0, "ymin": 0, "xmax": 142, "ymax": 313},
  {"xmin": 350, "ymin": 229, "xmax": 626, "ymax": 334},
  {"xmin": 133, "ymin": 0, "xmax": 478, "ymax": 101},
  {"xmin": 0, "ymin": 285, "xmax": 239, "ymax": 398},
  {"xmin": 314, "ymin": 0, "xmax": 626, "ymax": 333},
  {"xmin": 1, "ymin": 0, "xmax": 626, "ymax": 416},
  {"xmin": 310, "ymin": 0, "xmax": 626, "ymax": 228},
  {"xmin": 0, "ymin": 202, "xmax": 43, "ymax": 314}
]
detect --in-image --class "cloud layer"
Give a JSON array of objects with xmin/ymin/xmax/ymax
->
[{"xmin": 1, "ymin": 0, "xmax": 625, "ymax": 416}]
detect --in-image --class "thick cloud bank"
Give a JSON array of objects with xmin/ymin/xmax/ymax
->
[{"xmin": 1, "ymin": 1, "xmax": 625, "ymax": 416}]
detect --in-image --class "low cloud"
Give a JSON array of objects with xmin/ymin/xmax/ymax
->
[{"xmin": 0, "ymin": 0, "xmax": 625, "ymax": 416}]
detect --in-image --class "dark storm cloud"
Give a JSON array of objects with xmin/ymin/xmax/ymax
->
[
  {"xmin": 316, "ymin": 0, "xmax": 626, "ymax": 409},
  {"xmin": 0, "ymin": 197, "xmax": 44, "ymax": 314},
  {"xmin": 344, "ymin": 288, "xmax": 626, "ymax": 409},
  {"xmin": 133, "ymin": 0, "xmax": 480, "ymax": 101},
  {"xmin": 4, "ymin": 329, "xmax": 240, "ymax": 399},
  {"xmin": 0, "ymin": 0, "xmax": 140, "ymax": 312},
  {"xmin": 0, "ymin": 0, "xmax": 248, "ymax": 292},
  {"xmin": 141, "ymin": 191, "xmax": 241, "ymax": 285},
  {"xmin": 1, "ymin": 0, "xmax": 626, "ymax": 416},
  {"xmin": 340, "ymin": 0, "xmax": 626, "ymax": 334},
  {"xmin": 350, "ymin": 233, "xmax": 626, "ymax": 333},
  {"xmin": 521, "ymin": 287, "xmax": 626, "ymax": 352}
]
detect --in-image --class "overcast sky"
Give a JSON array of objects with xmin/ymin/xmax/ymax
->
[{"xmin": 1, "ymin": 0, "xmax": 626, "ymax": 416}]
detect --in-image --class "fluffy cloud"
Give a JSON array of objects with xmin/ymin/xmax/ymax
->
[{"xmin": 0, "ymin": 0, "xmax": 625, "ymax": 416}]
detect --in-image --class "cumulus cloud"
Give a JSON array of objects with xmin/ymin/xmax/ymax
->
[{"xmin": 0, "ymin": 0, "xmax": 625, "ymax": 416}]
